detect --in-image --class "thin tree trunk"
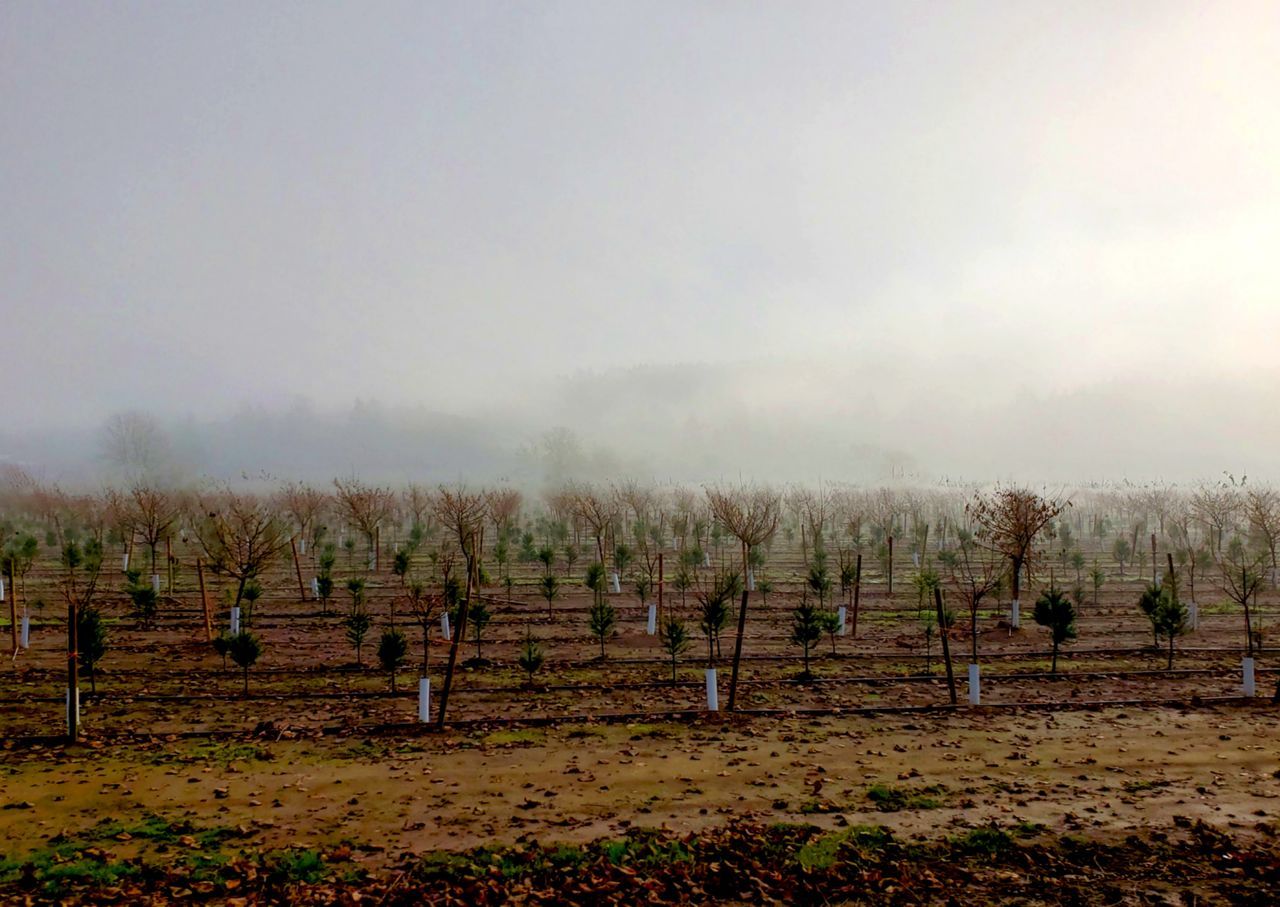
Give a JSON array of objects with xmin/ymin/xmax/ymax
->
[
  {"xmin": 1242, "ymin": 567, "xmax": 1254, "ymax": 657},
  {"xmin": 727, "ymin": 588, "xmax": 750, "ymax": 711},
  {"xmin": 8, "ymin": 566, "xmax": 17, "ymax": 656},
  {"xmin": 292, "ymin": 537, "xmax": 308, "ymax": 601},
  {"xmin": 437, "ymin": 533, "xmax": 477, "ymax": 729},
  {"xmin": 887, "ymin": 536, "xmax": 894, "ymax": 597},
  {"xmin": 935, "ymin": 587, "xmax": 957, "ymax": 705},
  {"xmin": 852, "ymin": 554, "xmax": 862, "ymax": 638},
  {"xmin": 197, "ymin": 558, "xmax": 213, "ymax": 642},
  {"xmin": 67, "ymin": 602, "xmax": 78, "ymax": 742}
]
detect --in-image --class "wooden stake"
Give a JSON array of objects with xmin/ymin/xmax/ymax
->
[
  {"xmin": 1151, "ymin": 533, "xmax": 1158, "ymax": 587},
  {"xmin": 7, "ymin": 564, "xmax": 16, "ymax": 656},
  {"xmin": 852, "ymin": 553, "xmax": 862, "ymax": 638},
  {"xmin": 935, "ymin": 586, "xmax": 957, "ymax": 705},
  {"xmin": 196, "ymin": 558, "xmax": 213, "ymax": 642},
  {"xmin": 887, "ymin": 535, "xmax": 894, "ymax": 597},
  {"xmin": 67, "ymin": 602, "xmax": 79, "ymax": 742},
  {"xmin": 437, "ymin": 531, "xmax": 476, "ymax": 728},
  {"xmin": 727, "ymin": 588, "xmax": 749, "ymax": 712},
  {"xmin": 291, "ymin": 537, "xmax": 308, "ymax": 602},
  {"xmin": 657, "ymin": 552, "xmax": 664, "ymax": 625}
]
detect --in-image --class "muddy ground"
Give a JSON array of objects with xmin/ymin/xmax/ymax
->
[{"xmin": 2, "ymin": 702, "xmax": 1278, "ymax": 902}]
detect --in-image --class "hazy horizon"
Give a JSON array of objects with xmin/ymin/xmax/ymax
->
[{"xmin": 5, "ymin": 2, "xmax": 1279, "ymax": 484}]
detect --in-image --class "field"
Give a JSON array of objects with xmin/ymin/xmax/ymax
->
[{"xmin": 3, "ymin": 482, "xmax": 1280, "ymax": 901}]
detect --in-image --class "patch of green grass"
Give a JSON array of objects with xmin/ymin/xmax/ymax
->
[
  {"xmin": 482, "ymin": 729, "xmax": 545, "ymax": 747},
  {"xmin": 599, "ymin": 830, "xmax": 692, "ymax": 867},
  {"xmin": 1122, "ymin": 779, "xmax": 1171, "ymax": 794},
  {"xmin": 865, "ymin": 783, "xmax": 945, "ymax": 812},
  {"xmin": 796, "ymin": 825, "xmax": 892, "ymax": 871},
  {"xmin": 565, "ymin": 726, "xmax": 606, "ymax": 739},
  {"xmin": 40, "ymin": 858, "xmax": 140, "ymax": 893},
  {"xmin": 546, "ymin": 844, "xmax": 589, "ymax": 869},
  {"xmin": 798, "ymin": 798, "xmax": 841, "ymax": 815},
  {"xmin": 951, "ymin": 827, "xmax": 1015, "ymax": 857},
  {"xmin": 266, "ymin": 848, "xmax": 327, "ymax": 884},
  {"xmin": 416, "ymin": 850, "xmax": 483, "ymax": 880}
]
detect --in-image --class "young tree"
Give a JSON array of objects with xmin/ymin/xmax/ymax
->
[
  {"xmin": 392, "ymin": 548, "xmax": 412, "ymax": 586},
  {"xmin": 790, "ymin": 600, "xmax": 822, "ymax": 679},
  {"xmin": 125, "ymin": 573, "xmax": 160, "ymax": 628},
  {"xmin": 433, "ymin": 485, "xmax": 489, "ymax": 587},
  {"xmin": 1219, "ymin": 539, "xmax": 1268, "ymax": 657},
  {"xmin": 343, "ymin": 601, "xmax": 373, "ymax": 665},
  {"xmin": 569, "ymin": 484, "xmax": 618, "ymax": 569},
  {"xmin": 818, "ymin": 609, "xmax": 841, "ymax": 656},
  {"xmin": 1112, "ymin": 537, "xmax": 1131, "ymax": 576},
  {"xmin": 241, "ymin": 580, "xmax": 263, "ymax": 627},
  {"xmin": 634, "ymin": 574, "xmax": 652, "ymax": 608},
  {"xmin": 1070, "ymin": 550, "xmax": 1086, "ymax": 584},
  {"xmin": 673, "ymin": 567, "xmax": 693, "ymax": 609},
  {"xmin": 538, "ymin": 573, "xmax": 561, "ymax": 619},
  {"xmin": 333, "ymin": 477, "xmax": 396, "ymax": 570},
  {"xmin": 806, "ymin": 556, "xmax": 833, "ymax": 609},
  {"xmin": 694, "ymin": 571, "xmax": 738, "ymax": 664},
  {"xmin": 517, "ymin": 632, "xmax": 545, "ymax": 686},
  {"xmin": 193, "ymin": 488, "xmax": 290, "ymax": 611},
  {"xmin": 377, "ymin": 627, "xmax": 408, "ymax": 692},
  {"xmin": 919, "ymin": 603, "xmax": 955, "ymax": 677},
  {"xmin": 467, "ymin": 600, "xmax": 492, "ymax": 661},
  {"xmin": 108, "ymin": 482, "xmax": 182, "ymax": 575},
  {"xmin": 1191, "ymin": 480, "xmax": 1242, "ymax": 557},
  {"xmin": 705, "ymin": 484, "xmax": 781, "ymax": 711},
  {"xmin": 1089, "ymin": 563, "xmax": 1105, "ymax": 607},
  {"xmin": 1032, "ymin": 586, "xmax": 1077, "ymax": 674},
  {"xmin": 212, "ymin": 631, "xmax": 231, "ymax": 671},
  {"xmin": 2, "ymin": 533, "xmax": 38, "ymax": 654},
  {"xmin": 613, "ymin": 543, "xmax": 634, "ymax": 582},
  {"xmin": 1137, "ymin": 583, "xmax": 1165, "ymax": 650},
  {"xmin": 1246, "ymin": 486, "xmax": 1280, "ymax": 584},
  {"xmin": 968, "ymin": 486, "xmax": 1068, "ymax": 606},
  {"xmin": 659, "ymin": 616, "xmax": 691, "ymax": 683},
  {"xmin": 77, "ymin": 606, "xmax": 109, "ymax": 695},
  {"xmin": 1152, "ymin": 590, "xmax": 1190, "ymax": 670},
  {"xmin": 484, "ymin": 487, "xmax": 524, "ymax": 548},
  {"xmin": 60, "ymin": 539, "xmax": 106, "ymax": 672},
  {"xmin": 405, "ymin": 581, "xmax": 440, "ymax": 674},
  {"xmin": 275, "ymin": 481, "xmax": 331, "ymax": 553},
  {"xmin": 229, "ymin": 631, "xmax": 263, "ymax": 696},
  {"xmin": 939, "ymin": 530, "xmax": 1004, "ymax": 664},
  {"xmin": 588, "ymin": 596, "xmax": 618, "ymax": 660},
  {"xmin": 316, "ymin": 543, "xmax": 336, "ymax": 614},
  {"xmin": 401, "ymin": 483, "xmax": 436, "ymax": 537}
]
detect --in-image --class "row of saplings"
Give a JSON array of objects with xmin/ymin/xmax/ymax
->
[
  {"xmin": 206, "ymin": 572, "xmax": 1198, "ymax": 699},
  {"xmin": 70, "ymin": 561, "xmax": 1201, "ymax": 705}
]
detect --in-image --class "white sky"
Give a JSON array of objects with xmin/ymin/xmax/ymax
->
[{"xmin": 3, "ymin": 2, "xmax": 1279, "ymax": 478}]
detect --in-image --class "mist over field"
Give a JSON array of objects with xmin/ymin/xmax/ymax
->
[
  {"xmin": 3, "ymin": 356, "xmax": 1277, "ymax": 488},
  {"xmin": 4, "ymin": 2, "xmax": 1279, "ymax": 487}
]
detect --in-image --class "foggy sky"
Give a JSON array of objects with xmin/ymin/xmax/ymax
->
[{"xmin": 4, "ymin": 2, "xmax": 1280, "ymax": 484}]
